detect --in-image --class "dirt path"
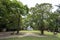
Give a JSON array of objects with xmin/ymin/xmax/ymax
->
[{"xmin": 0, "ymin": 32, "xmax": 46, "ymax": 39}]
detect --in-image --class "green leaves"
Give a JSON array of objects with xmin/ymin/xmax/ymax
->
[{"xmin": 0, "ymin": 0, "xmax": 29, "ymax": 31}]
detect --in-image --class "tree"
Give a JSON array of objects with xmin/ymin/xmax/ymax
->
[
  {"xmin": 0, "ymin": 0, "xmax": 29, "ymax": 34},
  {"xmin": 30, "ymin": 3, "xmax": 52, "ymax": 35},
  {"xmin": 54, "ymin": 4, "xmax": 60, "ymax": 33}
]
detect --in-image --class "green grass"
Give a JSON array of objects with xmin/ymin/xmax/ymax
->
[
  {"xmin": 0, "ymin": 30, "xmax": 60, "ymax": 40},
  {"xmin": 0, "ymin": 36, "xmax": 60, "ymax": 40},
  {"xmin": 20, "ymin": 30, "xmax": 40, "ymax": 33}
]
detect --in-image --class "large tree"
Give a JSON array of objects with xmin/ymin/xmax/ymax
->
[
  {"xmin": 0, "ymin": 0, "xmax": 29, "ymax": 34},
  {"xmin": 30, "ymin": 3, "xmax": 52, "ymax": 35}
]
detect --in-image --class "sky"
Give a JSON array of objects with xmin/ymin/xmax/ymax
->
[{"xmin": 18, "ymin": 0, "xmax": 60, "ymax": 11}]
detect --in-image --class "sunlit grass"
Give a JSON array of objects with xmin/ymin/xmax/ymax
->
[
  {"xmin": 20, "ymin": 30, "xmax": 60, "ymax": 37},
  {"xmin": 20, "ymin": 30, "xmax": 40, "ymax": 34},
  {"xmin": 0, "ymin": 36, "xmax": 60, "ymax": 40},
  {"xmin": 0, "ymin": 30, "xmax": 60, "ymax": 40},
  {"xmin": 56, "ymin": 33, "xmax": 60, "ymax": 38}
]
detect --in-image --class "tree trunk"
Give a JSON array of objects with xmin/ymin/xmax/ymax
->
[
  {"xmin": 40, "ymin": 12, "xmax": 44, "ymax": 35},
  {"xmin": 41, "ymin": 29, "xmax": 44, "ymax": 35},
  {"xmin": 40, "ymin": 26, "xmax": 44, "ymax": 35},
  {"xmin": 16, "ymin": 14, "xmax": 21, "ymax": 34},
  {"xmin": 16, "ymin": 29, "xmax": 19, "ymax": 34}
]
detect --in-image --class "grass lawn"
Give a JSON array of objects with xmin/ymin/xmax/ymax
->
[
  {"xmin": 0, "ymin": 30, "xmax": 60, "ymax": 40},
  {"xmin": 0, "ymin": 36, "xmax": 60, "ymax": 40}
]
